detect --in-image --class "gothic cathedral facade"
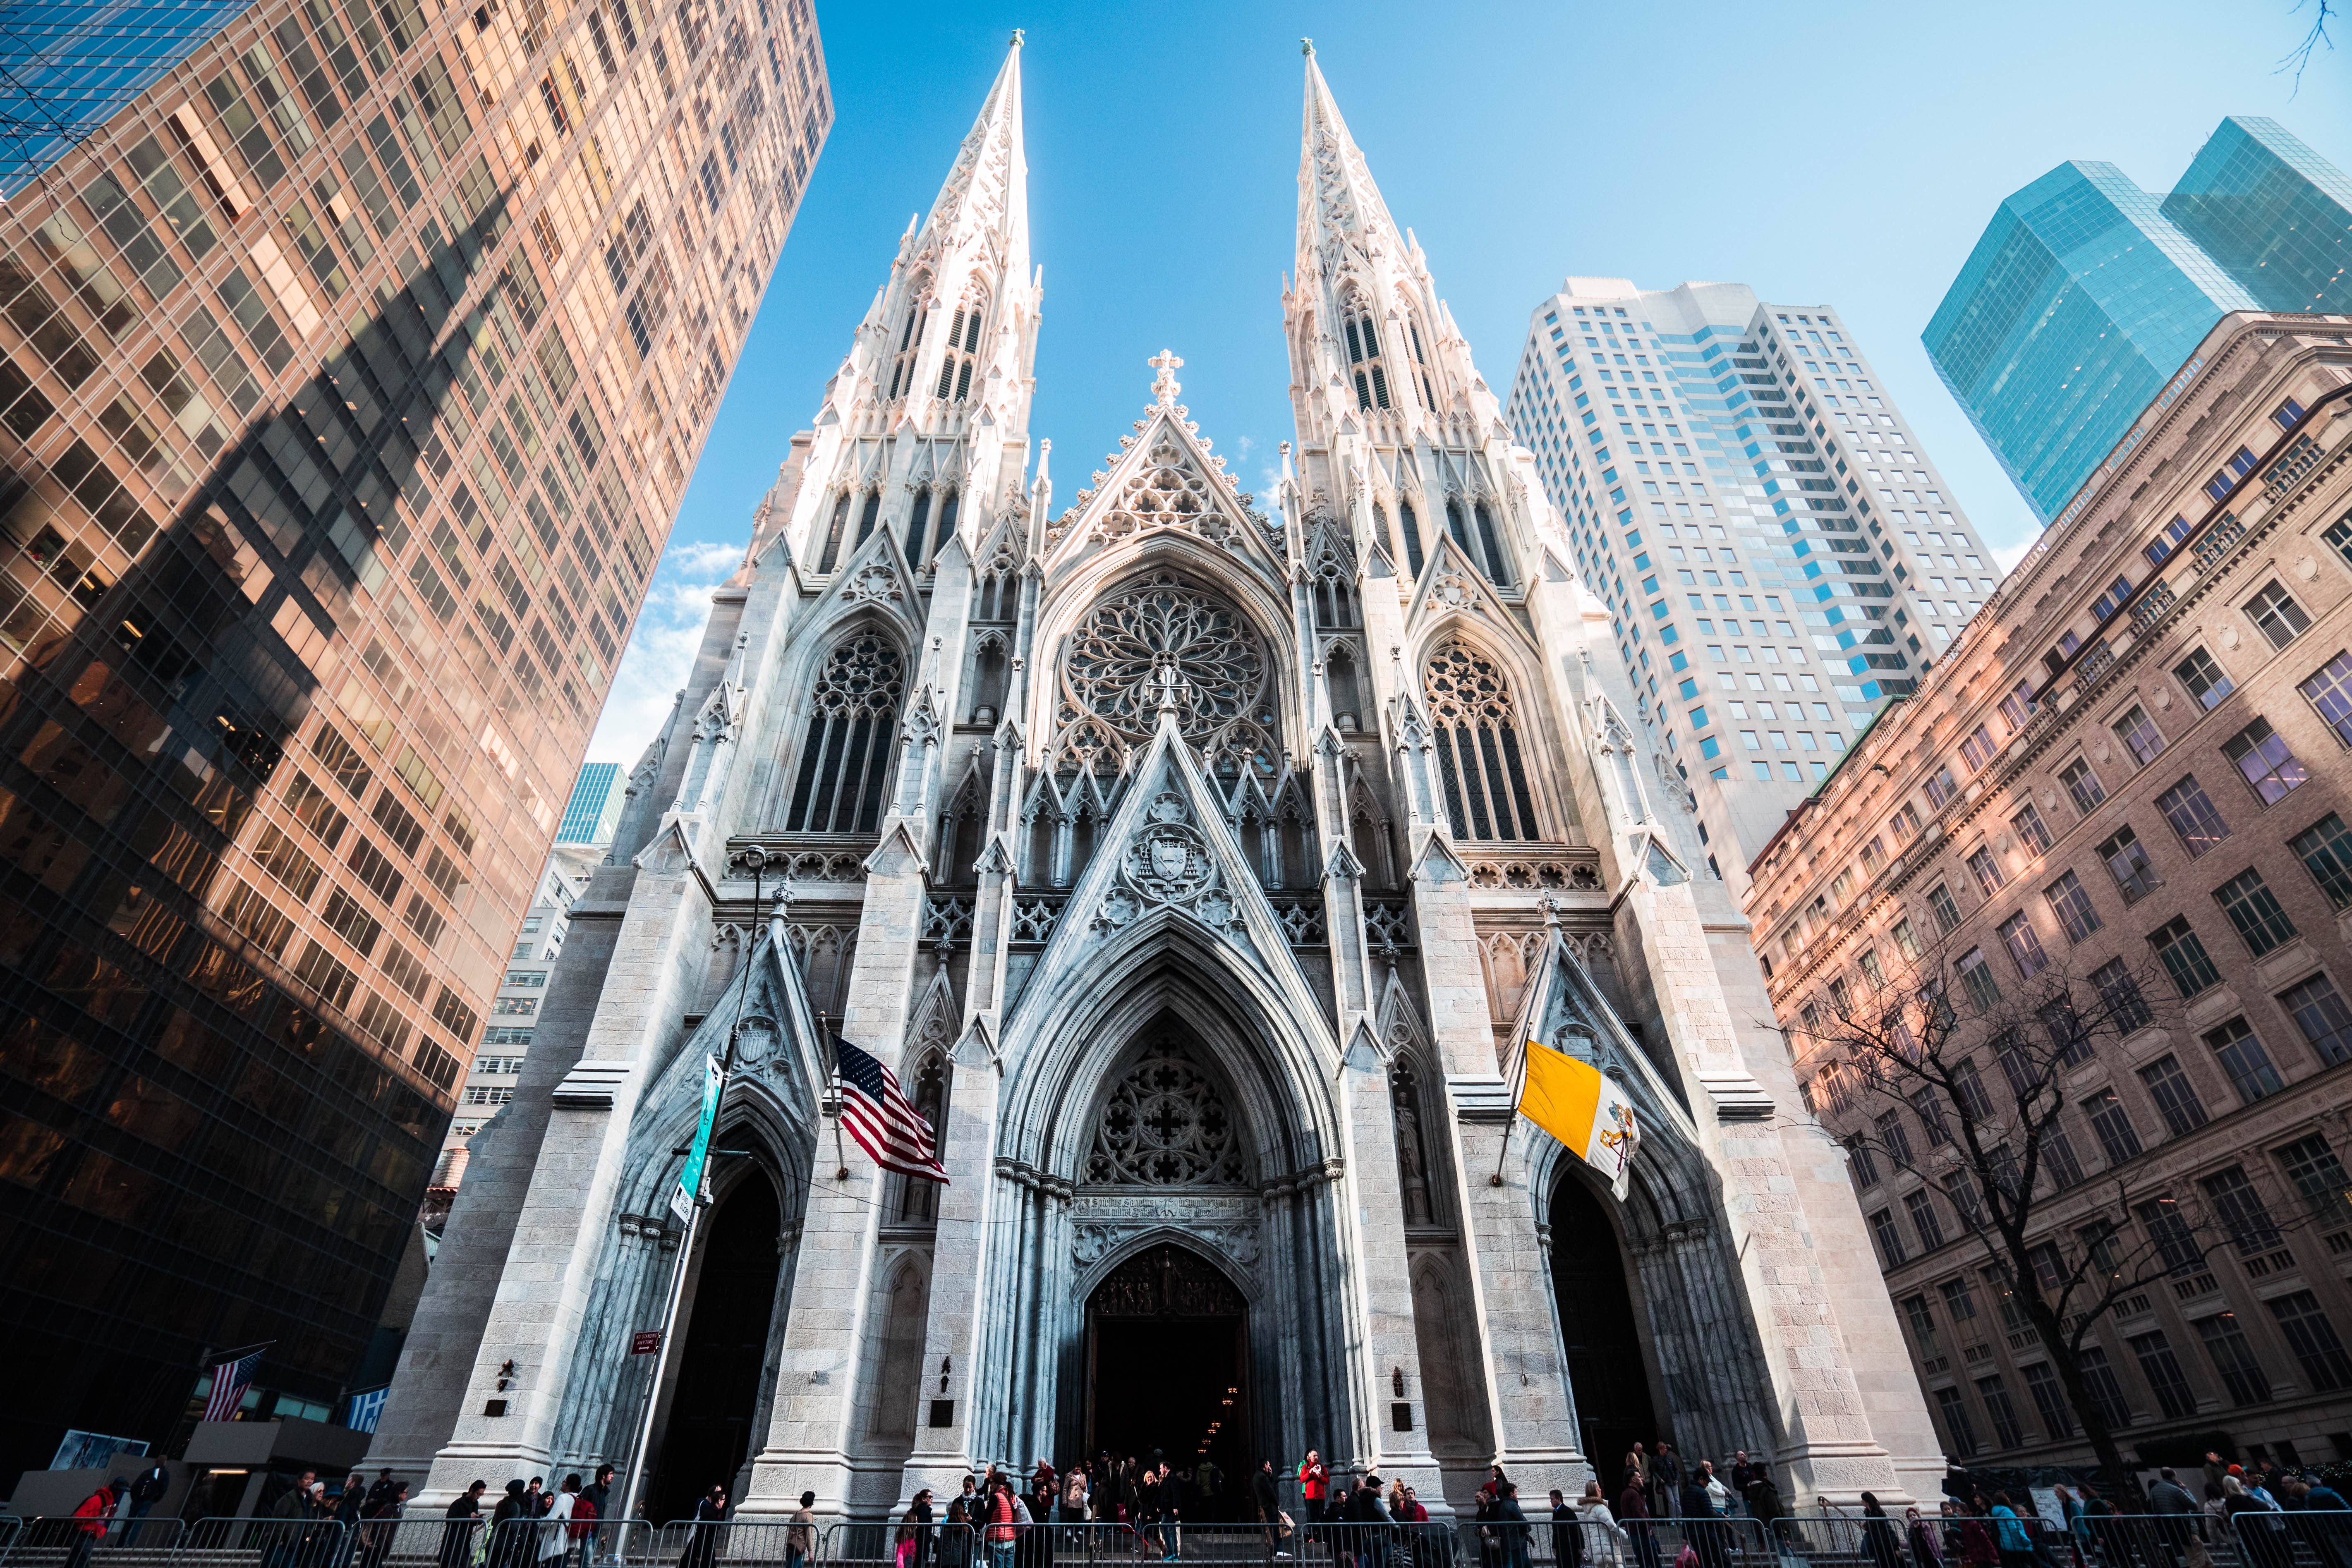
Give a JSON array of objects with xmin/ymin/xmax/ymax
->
[{"xmin": 371, "ymin": 43, "xmax": 1941, "ymax": 1519}]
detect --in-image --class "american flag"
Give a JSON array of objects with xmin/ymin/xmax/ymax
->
[
  {"xmin": 203, "ymin": 1350, "xmax": 265, "ymax": 1422},
  {"xmin": 832, "ymin": 1034, "xmax": 947, "ymax": 1183}
]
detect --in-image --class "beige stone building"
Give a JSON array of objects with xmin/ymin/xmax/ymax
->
[{"xmin": 1748, "ymin": 311, "xmax": 2352, "ymax": 1472}]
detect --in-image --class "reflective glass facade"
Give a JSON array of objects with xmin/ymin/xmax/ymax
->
[
  {"xmin": 553, "ymin": 759, "xmax": 620, "ymax": 842},
  {"xmin": 0, "ymin": 0, "xmax": 826, "ymax": 1483},
  {"xmin": 2162, "ymin": 117, "xmax": 2352, "ymax": 315},
  {"xmin": 0, "ymin": 0, "xmax": 259, "ymax": 198},
  {"xmin": 1924, "ymin": 161, "xmax": 2257, "ymax": 524},
  {"xmin": 1927, "ymin": 118, "xmax": 2350, "ymax": 525}
]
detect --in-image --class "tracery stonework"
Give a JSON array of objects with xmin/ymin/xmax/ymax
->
[
  {"xmin": 1090, "ymin": 1244, "xmax": 1247, "ymax": 1317},
  {"xmin": 1053, "ymin": 575, "xmax": 1274, "ymax": 776},
  {"xmin": 1086, "ymin": 1043, "xmax": 1248, "ymax": 1187}
]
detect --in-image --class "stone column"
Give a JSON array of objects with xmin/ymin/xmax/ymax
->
[
  {"xmin": 742, "ymin": 824, "xmax": 928, "ymax": 1518},
  {"xmin": 899, "ymin": 1027, "xmax": 1004, "ymax": 1499},
  {"xmin": 416, "ymin": 838, "xmax": 715, "ymax": 1501}
]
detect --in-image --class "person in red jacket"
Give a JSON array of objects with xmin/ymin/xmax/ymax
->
[
  {"xmin": 1297, "ymin": 1453, "xmax": 1327, "ymax": 1521},
  {"xmin": 67, "ymin": 1478, "xmax": 125, "ymax": 1568}
]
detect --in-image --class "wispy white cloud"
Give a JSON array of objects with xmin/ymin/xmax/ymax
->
[
  {"xmin": 584, "ymin": 537, "xmax": 745, "ymax": 766},
  {"xmin": 1992, "ymin": 534, "xmax": 2039, "ymax": 572}
]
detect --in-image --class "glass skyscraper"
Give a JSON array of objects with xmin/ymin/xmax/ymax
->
[
  {"xmin": 0, "ymin": 0, "xmax": 827, "ymax": 1484},
  {"xmin": 1926, "ymin": 117, "xmax": 2348, "ymax": 524},
  {"xmin": 553, "ymin": 759, "xmax": 621, "ymax": 843},
  {"xmin": 1508, "ymin": 279, "xmax": 2002, "ymax": 900}
]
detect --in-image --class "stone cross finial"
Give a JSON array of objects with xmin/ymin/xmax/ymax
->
[
  {"xmin": 1149, "ymin": 348, "xmax": 1183, "ymax": 406},
  {"xmin": 1301, "ymin": 37, "xmax": 1314, "ymax": 55},
  {"xmin": 1154, "ymin": 658, "xmax": 1183, "ymax": 716},
  {"xmin": 1009, "ymin": 27, "xmax": 1023, "ymax": 45}
]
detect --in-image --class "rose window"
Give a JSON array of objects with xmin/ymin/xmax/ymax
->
[
  {"xmin": 1054, "ymin": 575, "xmax": 1274, "ymax": 777},
  {"xmin": 1086, "ymin": 1042, "xmax": 1248, "ymax": 1186}
]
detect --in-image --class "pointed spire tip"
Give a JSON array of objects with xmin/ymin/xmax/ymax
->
[
  {"xmin": 1009, "ymin": 27, "xmax": 1023, "ymax": 47},
  {"xmin": 1300, "ymin": 37, "xmax": 1313, "ymax": 55}
]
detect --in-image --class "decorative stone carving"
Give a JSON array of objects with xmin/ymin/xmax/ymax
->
[
  {"xmin": 1087, "ymin": 1243, "xmax": 1248, "ymax": 1315},
  {"xmin": 1085, "ymin": 1041, "xmax": 1249, "ymax": 1186},
  {"xmin": 1052, "ymin": 575, "xmax": 1275, "ymax": 778}
]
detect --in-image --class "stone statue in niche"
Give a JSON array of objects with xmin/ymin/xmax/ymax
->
[
  {"xmin": 1092, "ymin": 1244, "xmax": 1245, "ymax": 1318},
  {"xmin": 1392, "ymin": 1064, "xmax": 1434, "ymax": 1225}
]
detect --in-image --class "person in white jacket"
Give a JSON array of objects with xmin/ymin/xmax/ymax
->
[
  {"xmin": 539, "ymin": 1478, "xmax": 577, "ymax": 1568},
  {"xmin": 1579, "ymin": 1482, "xmax": 1626, "ymax": 1568}
]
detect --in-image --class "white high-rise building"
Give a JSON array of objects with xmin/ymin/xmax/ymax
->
[{"xmin": 1505, "ymin": 280, "xmax": 2002, "ymax": 898}]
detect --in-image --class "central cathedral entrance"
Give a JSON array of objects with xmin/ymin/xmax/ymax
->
[{"xmin": 1084, "ymin": 1243, "xmax": 1251, "ymax": 1510}]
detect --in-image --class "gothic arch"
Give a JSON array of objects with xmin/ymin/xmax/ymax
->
[
  {"xmin": 1408, "ymin": 1252, "xmax": 1490, "ymax": 1458},
  {"xmin": 1416, "ymin": 629, "xmax": 1552, "ymax": 843},
  {"xmin": 885, "ymin": 273, "xmax": 933, "ymax": 401},
  {"xmin": 861, "ymin": 1250, "xmax": 932, "ymax": 1444},
  {"xmin": 1033, "ymin": 533, "xmax": 1296, "ymax": 719},
  {"xmin": 1070, "ymin": 1221, "xmax": 1264, "ymax": 1309}
]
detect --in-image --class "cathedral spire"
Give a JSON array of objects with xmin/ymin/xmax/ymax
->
[
  {"xmin": 913, "ymin": 33, "xmax": 1028, "ymax": 271},
  {"xmin": 1296, "ymin": 45, "xmax": 1400, "ymax": 269}
]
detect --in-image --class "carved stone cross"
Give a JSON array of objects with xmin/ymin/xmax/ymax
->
[{"xmin": 1149, "ymin": 348, "xmax": 1183, "ymax": 406}]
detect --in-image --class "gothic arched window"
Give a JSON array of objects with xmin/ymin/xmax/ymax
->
[
  {"xmin": 1397, "ymin": 500, "xmax": 1426, "ymax": 578},
  {"xmin": 1392, "ymin": 1062, "xmax": 1435, "ymax": 1225},
  {"xmin": 1344, "ymin": 304, "xmax": 1391, "ymax": 411},
  {"xmin": 1404, "ymin": 310, "xmax": 1437, "ymax": 410},
  {"xmin": 853, "ymin": 489, "xmax": 881, "ymax": 551},
  {"xmin": 898, "ymin": 1055, "xmax": 948, "ymax": 1221},
  {"xmin": 903, "ymin": 486, "xmax": 933, "ymax": 564},
  {"xmin": 785, "ymin": 631, "xmax": 905, "ymax": 833},
  {"xmin": 1444, "ymin": 498, "xmax": 1472, "ymax": 555},
  {"xmin": 1424, "ymin": 638, "xmax": 1541, "ymax": 842},
  {"xmin": 817, "ymin": 491, "xmax": 852, "ymax": 573},
  {"xmin": 934, "ymin": 292, "xmax": 985, "ymax": 401},
  {"xmin": 1086, "ymin": 1041, "xmax": 1249, "ymax": 1186},
  {"xmin": 886, "ymin": 285, "xmax": 929, "ymax": 400},
  {"xmin": 1472, "ymin": 500, "xmax": 1511, "ymax": 585}
]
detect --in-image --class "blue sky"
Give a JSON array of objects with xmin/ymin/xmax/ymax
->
[{"xmin": 586, "ymin": 0, "xmax": 2350, "ymax": 764}]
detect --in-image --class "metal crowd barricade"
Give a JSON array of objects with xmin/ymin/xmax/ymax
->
[
  {"xmin": 817, "ymin": 1523, "xmax": 975, "ymax": 1568},
  {"xmin": 7, "ymin": 1517, "xmax": 191, "ymax": 1568},
  {"xmin": 2051, "ymin": 1514, "xmax": 2241, "ymax": 1568},
  {"xmin": 1564, "ymin": 1517, "xmax": 1766, "ymax": 1568},
  {"xmin": 912, "ymin": 1519, "xmax": 1455, "ymax": 1568},
  {"xmin": 172, "ymin": 1519, "xmax": 351, "ymax": 1568},
  {"xmin": 2222, "ymin": 1507, "xmax": 2352, "ymax": 1568}
]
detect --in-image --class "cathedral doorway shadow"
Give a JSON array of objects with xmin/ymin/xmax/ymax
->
[
  {"xmin": 651, "ymin": 1167, "xmax": 781, "ymax": 1523},
  {"xmin": 1549, "ymin": 1175, "xmax": 1660, "ymax": 1494},
  {"xmin": 1083, "ymin": 1243, "xmax": 1250, "ymax": 1512}
]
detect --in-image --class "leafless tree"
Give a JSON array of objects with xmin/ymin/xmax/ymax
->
[
  {"xmin": 2281, "ymin": 0, "xmax": 2336, "ymax": 89},
  {"xmin": 1798, "ymin": 940, "xmax": 2312, "ymax": 1491}
]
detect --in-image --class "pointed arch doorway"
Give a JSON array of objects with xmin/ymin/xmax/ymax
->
[
  {"xmin": 651, "ymin": 1168, "xmax": 783, "ymax": 1523},
  {"xmin": 1549, "ymin": 1175, "xmax": 1660, "ymax": 1491},
  {"xmin": 1083, "ymin": 1243, "xmax": 1251, "ymax": 1508}
]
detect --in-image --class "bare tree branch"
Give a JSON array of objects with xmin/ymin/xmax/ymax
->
[{"xmin": 2279, "ymin": 0, "xmax": 2337, "ymax": 90}]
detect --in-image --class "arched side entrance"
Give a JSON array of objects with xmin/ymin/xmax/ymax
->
[
  {"xmin": 652, "ymin": 1169, "xmax": 782, "ymax": 1521},
  {"xmin": 1083, "ymin": 1243, "xmax": 1250, "ymax": 1500},
  {"xmin": 1549, "ymin": 1174, "xmax": 1659, "ymax": 1493}
]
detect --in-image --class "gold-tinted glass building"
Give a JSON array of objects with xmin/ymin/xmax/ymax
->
[{"xmin": 0, "ymin": 0, "xmax": 826, "ymax": 1480}]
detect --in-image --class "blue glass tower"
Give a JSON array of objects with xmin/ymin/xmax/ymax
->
[
  {"xmin": 1927, "ymin": 117, "xmax": 2350, "ymax": 524},
  {"xmin": 2161, "ymin": 117, "xmax": 2352, "ymax": 314},
  {"xmin": 554, "ymin": 761, "xmax": 623, "ymax": 843},
  {"xmin": 0, "ymin": 0, "xmax": 257, "ymax": 197},
  {"xmin": 1924, "ymin": 161, "xmax": 2258, "ymax": 524}
]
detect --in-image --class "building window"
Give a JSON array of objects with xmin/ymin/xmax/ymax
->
[
  {"xmin": 2300, "ymin": 649, "xmax": 2352, "ymax": 748},
  {"xmin": 1966, "ymin": 845, "xmax": 2007, "ymax": 897},
  {"xmin": 2279, "ymin": 973, "xmax": 2352, "ymax": 1068},
  {"xmin": 1958, "ymin": 946, "xmax": 2003, "ymax": 1007},
  {"xmin": 1397, "ymin": 500, "xmax": 1426, "ymax": 578},
  {"xmin": 1906, "ymin": 1188, "xmax": 1946, "ymax": 1250},
  {"xmin": 2074, "ymin": 1345, "xmax": 2132, "ymax": 1429},
  {"xmin": 2150, "ymin": 916, "xmax": 2223, "ymax": 997},
  {"xmin": 784, "ymin": 631, "xmax": 906, "ymax": 834},
  {"xmin": 2154, "ymin": 776, "xmax": 2230, "ymax": 857},
  {"xmin": 1846, "ymin": 1135, "xmax": 1881, "ymax": 1187},
  {"xmin": 1869, "ymin": 1207, "xmax": 1907, "ymax": 1266},
  {"xmin": 2194, "ymin": 1312, "xmax": 2271, "ymax": 1406},
  {"xmin": 934, "ymin": 291, "xmax": 986, "ymax": 401},
  {"xmin": 2215, "ymin": 868, "xmax": 2298, "ymax": 956},
  {"xmin": 2204, "ymin": 1017, "xmax": 2285, "ymax": 1104},
  {"xmin": 2010, "ymin": 802, "xmax": 2053, "ymax": 856},
  {"xmin": 2021, "ymin": 1361, "xmax": 2074, "ymax": 1439},
  {"xmin": 1893, "ymin": 917, "xmax": 1923, "ymax": 960},
  {"xmin": 2091, "ymin": 958, "xmax": 2152, "ymax": 1034},
  {"xmin": 1344, "ymin": 302, "xmax": 1392, "ymax": 412},
  {"xmin": 2275, "ymin": 1132, "xmax": 2352, "ymax": 1226},
  {"xmin": 2139, "ymin": 1195, "xmax": 2205, "ymax": 1273},
  {"xmin": 2175, "ymin": 647, "xmax": 2234, "ymax": 711},
  {"xmin": 2268, "ymin": 1292, "xmax": 2352, "ymax": 1392},
  {"xmin": 2112, "ymin": 704, "xmax": 2165, "ymax": 765},
  {"xmin": 1424, "ymin": 639, "xmax": 1541, "ymax": 842},
  {"xmin": 1974, "ymin": 1375, "xmax": 2022, "ymax": 1449},
  {"xmin": 2139, "ymin": 1054, "xmax": 2209, "ymax": 1136},
  {"xmin": 2083, "ymin": 1088, "xmax": 2144, "ymax": 1165},
  {"xmin": 1912, "ymin": 1089, "xmax": 1952, "ymax": 1147},
  {"xmin": 2292, "ymin": 813, "xmax": 2352, "ymax": 909},
  {"xmin": 2221, "ymin": 718, "xmax": 2308, "ymax": 804},
  {"xmin": 1934, "ymin": 1387, "xmax": 1980, "ymax": 1458},
  {"xmin": 2129, "ymin": 1330, "xmax": 2199, "ymax": 1420},
  {"xmin": 2060, "ymin": 757, "xmax": 2106, "ymax": 814},
  {"xmin": 2045, "ymin": 871, "xmax": 2101, "ymax": 943},
  {"xmin": 2245, "ymin": 581, "xmax": 2312, "ymax": 649},
  {"xmin": 2097, "ymin": 826, "xmax": 2160, "ymax": 902},
  {"xmin": 1998, "ymin": 913, "xmax": 2048, "ymax": 978},
  {"xmin": 1952, "ymin": 1059, "xmax": 1996, "ymax": 1120},
  {"xmin": 1928, "ymin": 883, "xmax": 1962, "ymax": 934},
  {"xmin": 1926, "ymin": 765, "xmax": 1959, "ymax": 809}
]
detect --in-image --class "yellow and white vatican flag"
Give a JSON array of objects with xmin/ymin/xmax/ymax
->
[
  {"xmin": 1518, "ymin": 1041, "xmax": 1641, "ymax": 1200},
  {"xmin": 1505, "ymin": 929, "xmax": 1642, "ymax": 1200}
]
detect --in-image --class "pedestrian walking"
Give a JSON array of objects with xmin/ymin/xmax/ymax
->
[
  {"xmin": 536, "ymin": 1477, "xmax": 575, "ymax": 1568},
  {"xmin": 1299, "ymin": 1453, "xmax": 1329, "ymax": 1523},
  {"xmin": 899, "ymin": 1491, "xmax": 935, "ymax": 1568},
  {"xmin": 1580, "ymin": 1483, "xmax": 1625, "ymax": 1568},
  {"xmin": 579, "ymin": 1467, "xmax": 613, "ymax": 1568},
  {"xmin": 679, "ymin": 1488, "xmax": 727, "ymax": 1568},
  {"xmin": 1859, "ymin": 1495, "xmax": 1902, "ymax": 1568},
  {"xmin": 361, "ymin": 1484, "xmax": 408, "ymax": 1568},
  {"xmin": 1619, "ymin": 1474, "xmax": 1659, "ymax": 1568},
  {"xmin": 986, "ymin": 1477, "xmax": 1021, "ymax": 1568},
  {"xmin": 786, "ymin": 1491, "xmax": 817, "ymax": 1568},
  {"xmin": 122, "ymin": 1462, "xmax": 172, "ymax": 1547},
  {"xmin": 66, "ymin": 1478, "xmax": 123, "ymax": 1568},
  {"xmin": 1906, "ymin": 1509, "xmax": 1943, "ymax": 1568},
  {"xmin": 945, "ymin": 1479, "xmax": 978, "ymax": 1568},
  {"xmin": 441, "ymin": 1484, "xmax": 486, "ymax": 1568},
  {"xmin": 1063, "ymin": 1465, "xmax": 1089, "ymax": 1526}
]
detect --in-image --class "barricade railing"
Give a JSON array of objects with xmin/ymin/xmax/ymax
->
[
  {"xmin": 821, "ymin": 1523, "xmax": 972, "ymax": 1568},
  {"xmin": 7, "ymin": 1516, "xmax": 194, "ymax": 1566},
  {"xmin": 175, "ymin": 1519, "xmax": 350, "ymax": 1568},
  {"xmin": 0, "ymin": 1519, "xmax": 23, "ymax": 1563},
  {"xmin": 2222, "ymin": 1506, "xmax": 2352, "ymax": 1568},
  {"xmin": 1544, "ymin": 1516, "xmax": 1766, "ymax": 1568},
  {"xmin": 895, "ymin": 1519, "xmax": 1456, "ymax": 1567}
]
